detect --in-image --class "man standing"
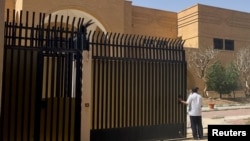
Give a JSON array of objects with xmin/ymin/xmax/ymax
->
[{"xmin": 179, "ymin": 87, "xmax": 203, "ymax": 140}]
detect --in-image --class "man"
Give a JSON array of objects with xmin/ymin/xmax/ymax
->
[{"xmin": 179, "ymin": 87, "xmax": 203, "ymax": 140}]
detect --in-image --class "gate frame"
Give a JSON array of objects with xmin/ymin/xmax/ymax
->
[{"xmin": 0, "ymin": 9, "xmax": 90, "ymax": 141}]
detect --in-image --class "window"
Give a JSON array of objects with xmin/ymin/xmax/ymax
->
[
  {"xmin": 225, "ymin": 39, "xmax": 234, "ymax": 50},
  {"xmin": 213, "ymin": 38, "xmax": 223, "ymax": 50},
  {"xmin": 213, "ymin": 38, "xmax": 234, "ymax": 51}
]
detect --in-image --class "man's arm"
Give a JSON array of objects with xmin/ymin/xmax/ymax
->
[{"xmin": 178, "ymin": 98, "xmax": 188, "ymax": 105}]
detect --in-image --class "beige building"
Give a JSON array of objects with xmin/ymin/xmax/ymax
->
[
  {"xmin": 178, "ymin": 4, "xmax": 250, "ymax": 88},
  {"xmin": 2, "ymin": 0, "xmax": 250, "ymax": 90}
]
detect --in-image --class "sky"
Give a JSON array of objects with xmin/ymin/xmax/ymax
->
[{"xmin": 131, "ymin": 0, "xmax": 250, "ymax": 13}]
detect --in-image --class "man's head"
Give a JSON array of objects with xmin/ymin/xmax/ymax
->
[{"xmin": 192, "ymin": 87, "xmax": 199, "ymax": 93}]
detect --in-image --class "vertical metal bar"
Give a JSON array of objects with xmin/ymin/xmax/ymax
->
[
  {"xmin": 117, "ymin": 34, "xmax": 122, "ymax": 126},
  {"xmin": 118, "ymin": 60, "xmax": 121, "ymax": 128},
  {"xmin": 113, "ymin": 59, "xmax": 116, "ymax": 127},
  {"xmin": 136, "ymin": 61, "xmax": 140, "ymax": 127},
  {"xmin": 96, "ymin": 58, "xmax": 100, "ymax": 129},
  {"xmin": 62, "ymin": 52, "xmax": 71, "ymax": 138},
  {"xmin": 21, "ymin": 12, "xmax": 28, "ymax": 141},
  {"xmin": 170, "ymin": 62, "xmax": 173, "ymax": 123},
  {"xmin": 125, "ymin": 60, "xmax": 128, "ymax": 127},
  {"xmin": 56, "ymin": 54, "xmax": 62, "ymax": 141},
  {"xmin": 159, "ymin": 61, "xmax": 163, "ymax": 124},
  {"xmin": 67, "ymin": 18, "xmax": 76, "ymax": 141},
  {"xmin": 167, "ymin": 62, "xmax": 171, "ymax": 124},
  {"xmin": 102, "ymin": 34, "xmax": 107, "ymax": 128},
  {"xmin": 104, "ymin": 42, "xmax": 108, "ymax": 128},
  {"xmin": 137, "ymin": 60, "xmax": 140, "ymax": 126},
  {"xmin": 65, "ymin": 16, "xmax": 69, "ymax": 50},
  {"xmin": 146, "ymin": 59, "xmax": 150, "ymax": 126},
  {"xmin": 152, "ymin": 62, "xmax": 155, "ymax": 125},
  {"xmin": 110, "ymin": 33, "xmax": 116, "ymax": 127},
  {"xmin": 75, "ymin": 52, "xmax": 82, "ymax": 141},
  {"xmin": 103, "ymin": 33, "xmax": 107, "ymax": 57},
  {"xmin": 121, "ymin": 59, "xmax": 125, "ymax": 128},
  {"xmin": 13, "ymin": 24, "xmax": 20, "ymax": 141},
  {"xmin": 142, "ymin": 60, "xmax": 145, "ymax": 126},
  {"xmin": 141, "ymin": 61, "xmax": 145, "ymax": 126},
  {"xmin": 173, "ymin": 63, "xmax": 177, "ymax": 124},
  {"xmin": 27, "ymin": 12, "xmax": 35, "ymax": 141},
  {"xmin": 155, "ymin": 62, "xmax": 159, "ymax": 125},
  {"xmin": 148, "ymin": 60, "xmax": 151, "ymax": 126},
  {"xmin": 131, "ymin": 60, "xmax": 134, "ymax": 126},
  {"xmin": 163, "ymin": 62, "xmax": 166, "ymax": 124},
  {"xmin": 27, "ymin": 49, "xmax": 34, "ymax": 141},
  {"xmin": 129, "ymin": 60, "xmax": 132, "ymax": 126},
  {"xmin": 92, "ymin": 58, "xmax": 96, "ymax": 129},
  {"xmin": 42, "ymin": 54, "xmax": 49, "ymax": 141},
  {"xmin": 43, "ymin": 30, "xmax": 50, "ymax": 141},
  {"xmin": 62, "ymin": 16, "xmax": 70, "ymax": 141},
  {"xmin": 62, "ymin": 53, "xmax": 68, "ymax": 140},
  {"xmin": 105, "ymin": 59, "xmax": 110, "ymax": 128},
  {"xmin": 109, "ymin": 58, "xmax": 113, "ymax": 128},
  {"xmin": 113, "ymin": 34, "xmax": 119, "ymax": 127},
  {"xmin": 104, "ymin": 58, "xmax": 108, "ymax": 129},
  {"xmin": 15, "ymin": 11, "xmax": 22, "ymax": 141},
  {"xmin": 101, "ymin": 58, "xmax": 104, "ymax": 129},
  {"xmin": 67, "ymin": 53, "xmax": 73, "ymax": 141},
  {"xmin": 49, "ymin": 56, "xmax": 55, "ymax": 141}
]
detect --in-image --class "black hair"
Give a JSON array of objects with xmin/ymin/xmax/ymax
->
[{"xmin": 192, "ymin": 87, "xmax": 199, "ymax": 93}]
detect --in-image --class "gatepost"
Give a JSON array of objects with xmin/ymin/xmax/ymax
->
[
  {"xmin": 81, "ymin": 49, "xmax": 92, "ymax": 141},
  {"xmin": 0, "ymin": 0, "xmax": 5, "ymax": 116}
]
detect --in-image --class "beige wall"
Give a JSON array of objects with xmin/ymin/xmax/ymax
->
[
  {"xmin": 21, "ymin": 0, "xmax": 125, "ymax": 33},
  {"xmin": 131, "ymin": 6, "xmax": 178, "ymax": 38},
  {"xmin": 179, "ymin": 4, "xmax": 250, "ymax": 49},
  {"xmin": 178, "ymin": 5, "xmax": 199, "ymax": 48},
  {"xmin": 6, "ymin": 0, "xmax": 178, "ymax": 38}
]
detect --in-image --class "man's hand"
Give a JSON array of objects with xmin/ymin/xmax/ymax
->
[{"xmin": 178, "ymin": 98, "xmax": 183, "ymax": 103}]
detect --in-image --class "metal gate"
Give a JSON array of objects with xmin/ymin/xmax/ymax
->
[
  {"xmin": 0, "ymin": 9, "xmax": 86, "ymax": 141},
  {"xmin": 89, "ymin": 33, "xmax": 187, "ymax": 141}
]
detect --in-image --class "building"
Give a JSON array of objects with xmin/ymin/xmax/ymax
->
[{"xmin": 2, "ymin": 0, "xmax": 250, "ymax": 89}]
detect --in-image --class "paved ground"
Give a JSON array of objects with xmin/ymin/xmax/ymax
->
[
  {"xmin": 151, "ymin": 104, "xmax": 250, "ymax": 141},
  {"xmin": 181, "ymin": 105, "xmax": 250, "ymax": 141}
]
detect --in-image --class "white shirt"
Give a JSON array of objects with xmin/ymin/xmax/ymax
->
[{"xmin": 186, "ymin": 92, "xmax": 202, "ymax": 116}]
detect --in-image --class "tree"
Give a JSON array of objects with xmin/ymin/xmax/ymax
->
[
  {"xmin": 206, "ymin": 61, "xmax": 239, "ymax": 98},
  {"xmin": 187, "ymin": 46, "xmax": 219, "ymax": 96},
  {"xmin": 224, "ymin": 62, "xmax": 240, "ymax": 98},
  {"xmin": 235, "ymin": 47, "xmax": 250, "ymax": 97}
]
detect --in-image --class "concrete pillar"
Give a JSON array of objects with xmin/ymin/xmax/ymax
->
[
  {"xmin": 81, "ymin": 50, "xmax": 92, "ymax": 141},
  {"xmin": 0, "ymin": 0, "xmax": 5, "ymax": 115}
]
